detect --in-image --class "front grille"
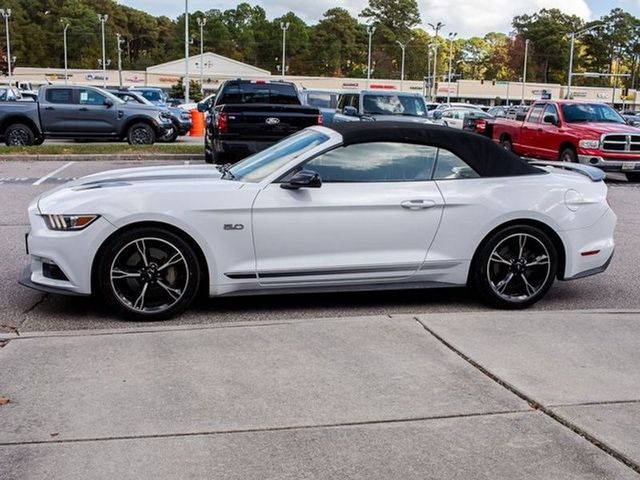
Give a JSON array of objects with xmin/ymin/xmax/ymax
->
[{"xmin": 601, "ymin": 134, "xmax": 640, "ymax": 152}]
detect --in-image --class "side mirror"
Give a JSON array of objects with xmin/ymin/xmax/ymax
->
[
  {"xmin": 104, "ymin": 98, "xmax": 114, "ymax": 107},
  {"xmin": 197, "ymin": 102, "xmax": 208, "ymax": 112},
  {"xmin": 343, "ymin": 106, "xmax": 358, "ymax": 117},
  {"xmin": 543, "ymin": 114, "xmax": 559, "ymax": 126},
  {"xmin": 433, "ymin": 111, "xmax": 443, "ymax": 120},
  {"xmin": 281, "ymin": 169, "xmax": 322, "ymax": 190}
]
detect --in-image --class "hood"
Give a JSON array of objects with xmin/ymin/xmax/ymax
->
[
  {"xmin": 567, "ymin": 122, "xmax": 639, "ymax": 136},
  {"xmin": 120, "ymin": 102, "xmax": 164, "ymax": 114}
]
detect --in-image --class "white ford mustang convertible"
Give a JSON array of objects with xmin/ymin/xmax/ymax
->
[{"xmin": 21, "ymin": 122, "xmax": 616, "ymax": 320}]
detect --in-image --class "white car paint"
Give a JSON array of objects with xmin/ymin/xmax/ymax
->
[{"xmin": 24, "ymin": 126, "xmax": 615, "ymax": 308}]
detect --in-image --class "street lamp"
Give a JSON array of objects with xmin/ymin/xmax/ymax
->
[
  {"xmin": 116, "ymin": 33, "xmax": 124, "ymax": 88},
  {"xmin": 567, "ymin": 23, "xmax": 602, "ymax": 99},
  {"xmin": 428, "ymin": 22, "xmax": 444, "ymax": 101},
  {"xmin": 447, "ymin": 32, "xmax": 457, "ymax": 103},
  {"xmin": 0, "ymin": 9, "xmax": 12, "ymax": 84},
  {"xmin": 396, "ymin": 39, "xmax": 411, "ymax": 91},
  {"xmin": 366, "ymin": 24, "xmax": 376, "ymax": 88},
  {"xmin": 184, "ymin": 0, "xmax": 190, "ymax": 104},
  {"xmin": 280, "ymin": 21, "xmax": 290, "ymax": 79},
  {"xmin": 521, "ymin": 38, "xmax": 530, "ymax": 105},
  {"xmin": 97, "ymin": 14, "xmax": 108, "ymax": 88},
  {"xmin": 61, "ymin": 20, "xmax": 70, "ymax": 84},
  {"xmin": 197, "ymin": 17, "xmax": 207, "ymax": 94}
]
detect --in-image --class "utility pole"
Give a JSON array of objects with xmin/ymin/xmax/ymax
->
[
  {"xmin": 197, "ymin": 17, "xmax": 206, "ymax": 94},
  {"xmin": 61, "ymin": 20, "xmax": 70, "ymax": 84},
  {"xmin": 567, "ymin": 23, "xmax": 602, "ymax": 99},
  {"xmin": 447, "ymin": 32, "xmax": 457, "ymax": 103},
  {"xmin": 396, "ymin": 40, "xmax": 410, "ymax": 91},
  {"xmin": 116, "ymin": 33, "xmax": 124, "ymax": 88},
  {"xmin": 521, "ymin": 38, "xmax": 529, "ymax": 105},
  {"xmin": 366, "ymin": 24, "xmax": 376, "ymax": 88},
  {"xmin": 98, "ymin": 14, "xmax": 108, "ymax": 88},
  {"xmin": 0, "ymin": 9, "xmax": 12, "ymax": 84},
  {"xmin": 280, "ymin": 21, "xmax": 289, "ymax": 79},
  {"xmin": 428, "ymin": 22, "xmax": 444, "ymax": 102},
  {"xmin": 184, "ymin": 0, "xmax": 190, "ymax": 104}
]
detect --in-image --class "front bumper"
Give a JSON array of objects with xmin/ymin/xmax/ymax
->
[
  {"xmin": 578, "ymin": 154, "xmax": 640, "ymax": 173},
  {"xmin": 18, "ymin": 265, "xmax": 90, "ymax": 296}
]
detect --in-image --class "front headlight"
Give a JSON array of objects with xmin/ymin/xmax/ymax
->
[
  {"xmin": 579, "ymin": 139, "xmax": 600, "ymax": 149},
  {"xmin": 42, "ymin": 214, "xmax": 100, "ymax": 231},
  {"xmin": 160, "ymin": 111, "xmax": 172, "ymax": 120}
]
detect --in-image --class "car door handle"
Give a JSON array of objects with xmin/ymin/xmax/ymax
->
[
  {"xmin": 45, "ymin": 106, "xmax": 54, "ymax": 111},
  {"xmin": 79, "ymin": 107, "xmax": 89, "ymax": 112},
  {"xmin": 401, "ymin": 199, "xmax": 437, "ymax": 210}
]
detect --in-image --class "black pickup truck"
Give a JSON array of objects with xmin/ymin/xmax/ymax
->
[
  {"xmin": 198, "ymin": 79, "xmax": 322, "ymax": 164},
  {"xmin": 0, "ymin": 85, "xmax": 172, "ymax": 146}
]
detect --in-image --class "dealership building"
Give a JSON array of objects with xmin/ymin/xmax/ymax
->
[{"xmin": 12, "ymin": 52, "xmax": 637, "ymax": 107}]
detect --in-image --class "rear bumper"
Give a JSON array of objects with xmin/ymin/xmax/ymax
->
[{"xmin": 215, "ymin": 139, "xmax": 276, "ymax": 156}]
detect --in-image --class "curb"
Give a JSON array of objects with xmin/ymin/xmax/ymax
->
[{"xmin": 0, "ymin": 153, "xmax": 204, "ymax": 162}]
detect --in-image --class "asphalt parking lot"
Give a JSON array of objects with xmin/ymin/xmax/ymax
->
[{"xmin": 1, "ymin": 159, "xmax": 639, "ymax": 332}]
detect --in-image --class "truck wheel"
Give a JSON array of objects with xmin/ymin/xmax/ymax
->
[
  {"xmin": 626, "ymin": 172, "xmax": 640, "ymax": 182},
  {"xmin": 33, "ymin": 136, "xmax": 45, "ymax": 146},
  {"xmin": 127, "ymin": 123, "xmax": 156, "ymax": 145},
  {"xmin": 5, "ymin": 123, "xmax": 35, "ymax": 146},
  {"xmin": 559, "ymin": 148, "xmax": 578, "ymax": 163},
  {"xmin": 159, "ymin": 125, "xmax": 179, "ymax": 143},
  {"xmin": 500, "ymin": 137, "xmax": 513, "ymax": 152}
]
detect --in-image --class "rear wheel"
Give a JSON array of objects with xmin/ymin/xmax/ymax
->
[
  {"xmin": 472, "ymin": 225, "xmax": 558, "ymax": 309},
  {"xmin": 626, "ymin": 172, "xmax": 640, "ymax": 182},
  {"xmin": 5, "ymin": 123, "xmax": 35, "ymax": 146},
  {"xmin": 98, "ymin": 227, "xmax": 202, "ymax": 320},
  {"xmin": 559, "ymin": 147, "xmax": 578, "ymax": 163},
  {"xmin": 127, "ymin": 123, "xmax": 156, "ymax": 145}
]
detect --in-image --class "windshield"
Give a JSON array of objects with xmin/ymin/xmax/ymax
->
[
  {"xmin": 229, "ymin": 130, "xmax": 330, "ymax": 183},
  {"xmin": 137, "ymin": 89, "xmax": 165, "ymax": 103},
  {"xmin": 561, "ymin": 103, "xmax": 625, "ymax": 124},
  {"xmin": 466, "ymin": 111, "xmax": 492, "ymax": 119},
  {"xmin": 362, "ymin": 94, "xmax": 427, "ymax": 117}
]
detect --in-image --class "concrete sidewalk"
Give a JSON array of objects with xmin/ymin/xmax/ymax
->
[{"xmin": 1, "ymin": 312, "xmax": 639, "ymax": 479}]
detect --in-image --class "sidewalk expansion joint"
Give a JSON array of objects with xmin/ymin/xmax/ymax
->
[
  {"xmin": 0, "ymin": 409, "xmax": 530, "ymax": 447},
  {"xmin": 548, "ymin": 399, "xmax": 640, "ymax": 408},
  {"xmin": 413, "ymin": 316, "xmax": 640, "ymax": 475}
]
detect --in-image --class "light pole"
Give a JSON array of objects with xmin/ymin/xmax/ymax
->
[
  {"xmin": 97, "ymin": 14, "xmax": 108, "ymax": 88},
  {"xmin": 0, "ymin": 9, "xmax": 12, "ymax": 84},
  {"xmin": 428, "ymin": 22, "xmax": 444, "ymax": 101},
  {"xmin": 567, "ymin": 23, "xmax": 602, "ymax": 99},
  {"xmin": 197, "ymin": 17, "xmax": 206, "ymax": 94},
  {"xmin": 366, "ymin": 24, "xmax": 376, "ymax": 88},
  {"xmin": 184, "ymin": 0, "xmax": 190, "ymax": 104},
  {"xmin": 61, "ymin": 20, "xmax": 70, "ymax": 84},
  {"xmin": 116, "ymin": 33, "xmax": 124, "ymax": 88},
  {"xmin": 396, "ymin": 39, "xmax": 410, "ymax": 91},
  {"xmin": 447, "ymin": 32, "xmax": 457, "ymax": 103},
  {"xmin": 280, "ymin": 21, "xmax": 289, "ymax": 79},
  {"xmin": 521, "ymin": 38, "xmax": 529, "ymax": 105}
]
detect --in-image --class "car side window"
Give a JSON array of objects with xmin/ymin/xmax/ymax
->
[
  {"xmin": 433, "ymin": 149, "xmax": 480, "ymax": 180},
  {"xmin": 79, "ymin": 89, "xmax": 106, "ymax": 106},
  {"xmin": 45, "ymin": 88, "xmax": 73, "ymax": 104},
  {"xmin": 527, "ymin": 105, "xmax": 545, "ymax": 123},
  {"xmin": 543, "ymin": 104, "xmax": 559, "ymax": 122},
  {"xmin": 300, "ymin": 142, "xmax": 437, "ymax": 183}
]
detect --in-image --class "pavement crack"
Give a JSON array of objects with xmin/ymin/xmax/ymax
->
[
  {"xmin": 413, "ymin": 316, "xmax": 640, "ymax": 475},
  {"xmin": 23, "ymin": 293, "xmax": 48, "ymax": 316},
  {"xmin": 548, "ymin": 399, "xmax": 640, "ymax": 408}
]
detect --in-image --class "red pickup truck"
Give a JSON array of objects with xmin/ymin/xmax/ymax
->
[{"xmin": 492, "ymin": 100, "xmax": 640, "ymax": 181}]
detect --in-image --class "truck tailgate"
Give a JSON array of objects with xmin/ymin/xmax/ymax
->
[{"xmin": 221, "ymin": 104, "xmax": 319, "ymax": 140}]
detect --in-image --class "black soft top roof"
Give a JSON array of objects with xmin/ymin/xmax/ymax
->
[{"xmin": 327, "ymin": 121, "xmax": 539, "ymax": 177}]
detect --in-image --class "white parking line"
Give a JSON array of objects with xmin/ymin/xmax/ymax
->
[{"xmin": 32, "ymin": 162, "xmax": 75, "ymax": 186}]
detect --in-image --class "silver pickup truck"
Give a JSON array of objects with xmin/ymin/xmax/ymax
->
[
  {"xmin": 0, "ymin": 85, "xmax": 172, "ymax": 146},
  {"xmin": 333, "ymin": 90, "xmax": 432, "ymax": 124}
]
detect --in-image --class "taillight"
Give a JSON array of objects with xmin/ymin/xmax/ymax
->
[
  {"xmin": 476, "ymin": 118, "xmax": 486, "ymax": 133},
  {"xmin": 217, "ymin": 112, "xmax": 228, "ymax": 134},
  {"xmin": 317, "ymin": 113, "xmax": 324, "ymax": 125}
]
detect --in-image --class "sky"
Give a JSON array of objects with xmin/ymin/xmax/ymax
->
[{"xmin": 119, "ymin": 0, "xmax": 640, "ymax": 37}]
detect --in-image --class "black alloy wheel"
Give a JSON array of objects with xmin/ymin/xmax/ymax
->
[
  {"xmin": 5, "ymin": 123, "xmax": 35, "ymax": 146},
  {"xmin": 127, "ymin": 123, "xmax": 156, "ymax": 145}
]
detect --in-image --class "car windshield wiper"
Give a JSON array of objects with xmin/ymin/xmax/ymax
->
[{"xmin": 215, "ymin": 163, "xmax": 236, "ymax": 180}]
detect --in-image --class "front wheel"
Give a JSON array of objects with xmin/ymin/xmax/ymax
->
[
  {"xmin": 127, "ymin": 123, "xmax": 156, "ymax": 145},
  {"xmin": 472, "ymin": 225, "xmax": 558, "ymax": 309},
  {"xmin": 5, "ymin": 123, "xmax": 35, "ymax": 146},
  {"xmin": 559, "ymin": 147, "xmax": 578, "ymax": 163},
  {"xmin": 158, "ymin": 124, "xmax": 179, "ymax": 143},
  {"xmin": 97, "ymin": 227, "xmax": 202, "ymax": 320}
]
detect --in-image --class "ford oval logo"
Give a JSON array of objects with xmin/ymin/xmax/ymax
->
[{"xmin": 265, "ymin": 117, "xmax": 280, "ymax": 125}]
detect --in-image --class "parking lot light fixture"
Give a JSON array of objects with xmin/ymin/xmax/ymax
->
[
  {"xmin": 0, "ymin": 9, "xmax": 12, "ymax": 84},
  {"xmin": 197, "ymin": 17, "xmax": 207, "ymax": 94},
  {"xmin": 61, "ymin": 20, "xmax": 70, "ymax": 84},
  {"xmin": 428, "ymin": 22, "xmax": 444, "ymax": 101},
  {"xmin": 567, "ymin": 23, "xmax": 603, "ymax": 99},
  {"xmin": 366, "ymin": 24, "xmax": 376, "ymax": 88},
  {"xmin": 521, "ymin": 38, "xmax": 529, "ymax": 105},
  {"xmin": 396, "ymin": 39, "xmax": 411, "ymax": 91},
  {"xmin": 447, "ymin": 32, "xmax": 457, "ymax": 103},
  {"xmin": 280, "ymin": 22, "xmax": 290, "ymax": 80},
  {"xmin": 97, "ymin": 14, "xmax": 108, "ymax": 88}
]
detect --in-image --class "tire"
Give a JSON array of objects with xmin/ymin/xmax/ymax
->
[
  {"xmin": 212, "ymin": 150, "xmax": 232, "ymax": 165},
  {"xmin": 5, "ymin": 123, "xmax": 35, "ymax": 146},
  {"xmin": 500, "ymin": 137, "xmax": 513, "ymax": 152},
  {"xmin": 626, "ymin": 172, "xmax": 640, "ymax": 182},
  {"xmin": 33, "ymin": 136, "xmax": 45, "ymax": 146},
  {"xmin": 559, "ymin": 147, "xmax": 578, "ymax": 163},
  {"xmin": 472, "ymin": 224, "xmax": 558, "ymax": 309},
  {"xmin": 97, "ymin": 227, "xmax": 202, "ymax": 320},
  {"xmin": 127, "ymin": 123, "xmax": 156, "ymax": 145},
  {"xmin": 205, "ymin": 149, "xmax": 214, "ymax": 164},
  {"xmin": 158, "ymin": 124, "xmax": 179, "ymax": 143}
]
